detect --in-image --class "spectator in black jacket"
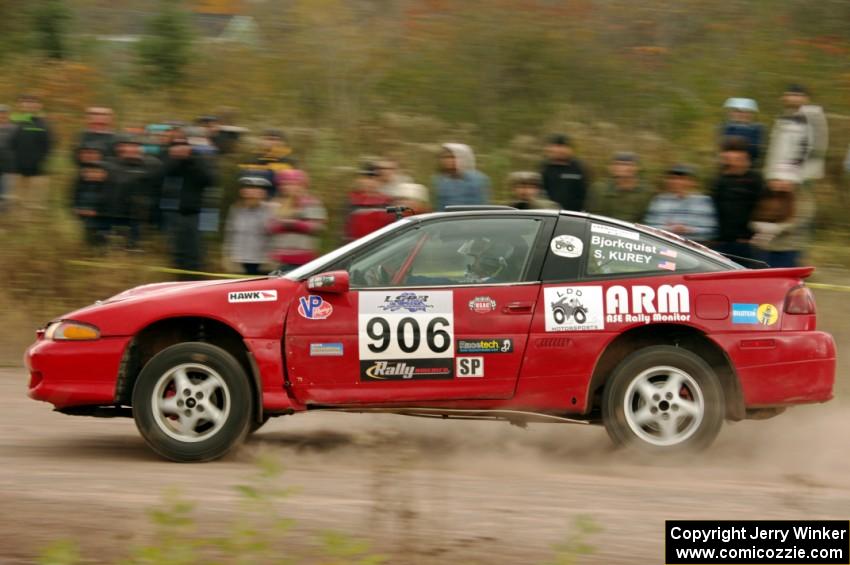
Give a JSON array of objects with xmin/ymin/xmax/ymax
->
[
  {"xmin": 540, "ymin": 134, "xmax": 589, "ymax": 211},
  {"xmin": 0, "ymin": 105, "xmax": 15, "ymax": 211},
  {"xmin": 711, "ymin": 137, "xmax": 765, "ymax": 260},
  {"xmin": 72, "ymin": 161, "xmax": 110, "ymax": 246},
  {"xmin": 74, "ymin": 107, "xmax": 117, "ymax": 162},
  {"xmin": 9, "ymin": 94, "xmax": 52, "ymax": 210},
  {"xmin": 105, "ymin": 136, "xmax": 163, "ymax": 249},
  {"xmin": 161, "ymin": 138, "xmax": 216, "ymax": 275}
]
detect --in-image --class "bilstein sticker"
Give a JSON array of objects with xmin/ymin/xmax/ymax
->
[
  {"xmin": 732, "ymin": 303, "xmax": 779, "ymax": 325},
  {"xmin": 550, "ymin": 235, "xmax": 583, "ymax": 258},
  {"xmin": 228, "ymin": 290, "xmax": 278, "ymax": 303}
]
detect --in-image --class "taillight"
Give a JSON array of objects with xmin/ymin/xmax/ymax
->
[{"xmin": 784, "ymin": 285, "xmax": 815, "ymax": 314}]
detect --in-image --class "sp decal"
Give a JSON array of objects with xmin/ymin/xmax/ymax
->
[{"xmin": 456, "ymin": 357, "xmax": 484, "ymax": 377}]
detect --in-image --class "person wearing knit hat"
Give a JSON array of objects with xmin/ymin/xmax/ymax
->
[
  {"xmin": 540, "ymin": 133, "xmax": 589, "ymax": 212},
  {"xmin": 507, "ymin": 171, "xmax": 558, "ymax": 210},
  {"xmin": 589, "ymin": 151, "xmax": 651, "ymax": 223},
  {"xmin": 720, "ymin": 97, "xmax": 764, "ymax": 166},
  {"xmin": 266, "ymin": 168, "xmax": 327, "ymax": 272}
]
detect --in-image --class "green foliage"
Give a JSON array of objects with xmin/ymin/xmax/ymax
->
[
  {"xmin": 30, "ymin": 0, "xmax": 72, "ymax": 60},
  {"xmin": 544, "ymin": 515, "xmax": 603, "ymax": 565},
  {"xmin": 135, "ymin": 0, "xmax": 193, "ymax": 88},
  {"xmin": 37, "ymin": 539, "xmax": 81, "ymax": 565}
]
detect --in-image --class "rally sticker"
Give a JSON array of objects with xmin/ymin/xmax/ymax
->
[
  {"xmin": 468, "ymin": 296, "xmax": 496, "ymax": 314},
  {"xmin": 456, "ymin": 357, "xmax": 484, "ymax": 377},
  {"xmin": 605, "ymin": 284, "xmax": 690, "ymax": 324},
  {"xmin": 362, "ymin": 360, "xmax": 453, "ymax": 380},
  {"xmin": 457, "ymin": 338, "xmax": 513, "ymax": 354},
  {"xmin": 228, "ymin": 290, "xmax": 278, "ymax": 303},
  {"xmin": 544, "ymin": 286, "xmax": 605, "ymax": 332},
  {"xmin": 298, "ymin": 295, "xmax": 333, "ymax": 320},
  {"xmin": 591, "ymin": 223, "xmax": 639, "ymax": 241},
  {"xmin": 359, "ymin": 291, "xmax": 454, "ymax": 381},
  {"xmin": 550, "ymin": 235, "xmax": 583, "ymax": 258},
  {"xmin": 310, "ymin": 342, "xmax": 344, "ymax": 356},
  {"xmin": 732, "ymin": 303, "xmax": 779, "ymax": 325}
]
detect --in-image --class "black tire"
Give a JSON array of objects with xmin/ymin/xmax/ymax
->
[
  {"xmin": 601, "ymin": 345, "xmax": 724, "ymax": 453},
  {"xmin": 574, "ymin": 308, "xmax": 587, "ymax": 324},
  {"xmin": 249, "ymin": 415, "xmax": 271, "ymax": 435},
  {"xmin": 132, "ymin": 342, "xmax": 252, "ymax": 462},
  {"xmin": 553, "ymin": 307, "xmax": 566, "ymax": 325}
]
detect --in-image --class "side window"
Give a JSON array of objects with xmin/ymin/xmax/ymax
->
[
  {"xmin": 540, "ymin": 216, "xmax": 587, "ymax": 282},
  {"xmin": 346, "ymin": 217, "xmax": 542, "ymax": 288},
  {"xmin": 585, "ymin": 222, "xmax": 714, "ymax": 276}
]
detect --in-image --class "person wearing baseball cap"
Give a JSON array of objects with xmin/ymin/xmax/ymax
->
[
  {"xmin": 643, "ymin": 164, "xmax": 717, "ymax": 243},
  {"xmin": 540, "ymin": 133, "xmax": 589, "ymax": 212},
  {"xmin": 223, "ymin": 176, "xmax": 275, "ymax": 275},
  {"xmin": 720, "ymin": 97, "xmax": 764, "ymax": 166},
  {"xmin": 589, "ymin": 152, "xmax": 651, "ymax": 223}
]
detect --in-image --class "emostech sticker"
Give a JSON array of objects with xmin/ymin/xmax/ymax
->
[{"xmin": 298, "ymin": 295, "xmax": 333, "ymax": 320}]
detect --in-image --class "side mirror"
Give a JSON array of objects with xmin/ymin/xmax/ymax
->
[{"xmin": 307, "ymin": 270, "xmax": 350, "ymax": 294}]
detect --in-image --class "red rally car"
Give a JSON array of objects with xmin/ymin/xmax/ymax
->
[{"xmin": 26, "ymin": 208, "xmax": 836, "ymax": 462}]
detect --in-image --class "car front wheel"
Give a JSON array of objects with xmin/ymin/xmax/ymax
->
[
  {"xmin": 132, "ymin": 342, "xmax": 252, "ymax": 462},
  {"xmin": 602, "ymin": 345, "xmax": 724, "ymax": 452}
]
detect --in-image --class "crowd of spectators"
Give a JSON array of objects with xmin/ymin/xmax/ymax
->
[{"xmin": 0, "ymin": 83, "xmax": 847, "ymax": 275}]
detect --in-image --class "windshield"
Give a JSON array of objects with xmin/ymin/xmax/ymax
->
[{"xmin": 283, "ymin": 219, "xmax": 412, "ymax": 281}]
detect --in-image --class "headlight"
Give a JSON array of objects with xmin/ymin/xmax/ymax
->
[{"xmin": 45, "ymin": 321, "xmax": 101, "ymax": 341}]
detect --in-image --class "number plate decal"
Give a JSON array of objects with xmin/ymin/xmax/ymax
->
[{"xmin": 358, "ymin": 291, "xmax": 454, "ymax": 380}]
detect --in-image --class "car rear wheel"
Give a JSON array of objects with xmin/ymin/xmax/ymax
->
[
  {"xmin": 602, "ymin": 345, "xmax": 724, "ymax": 452},
  {"xmin": 132, "ymin": 342, "xmax": 252, "ymax": 462}
]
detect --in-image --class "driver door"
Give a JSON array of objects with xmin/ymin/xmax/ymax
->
[{"xmin": 285, "ymin": 215, "xmax": 550, "ymax": 405}]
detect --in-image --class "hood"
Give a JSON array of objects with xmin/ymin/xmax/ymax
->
[
  {"xmin": 442, "ymin": 143, "xmax": 476, "ymax": 173},
  {"xmin": 104, "ymin": 277, "xmax": 264, "ymax": 304}
]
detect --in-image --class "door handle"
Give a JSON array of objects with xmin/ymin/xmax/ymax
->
[{"xmin": 502, "ymin": 301, "xmax": 534, "ymax": 314}]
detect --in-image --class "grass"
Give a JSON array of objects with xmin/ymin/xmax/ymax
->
[{"xmin": 36, "ymin": 454, "xmax": 601, "ymax": 565}]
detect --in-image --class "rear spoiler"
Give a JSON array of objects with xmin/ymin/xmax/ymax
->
[{"xmin": 684, "ymin": 266, "xmax": 815, "ymax": 282}]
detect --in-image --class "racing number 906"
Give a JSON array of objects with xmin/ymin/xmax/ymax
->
[{"xmin": 366, "ymin": 316, "xmax": 451, "ymax": 355}]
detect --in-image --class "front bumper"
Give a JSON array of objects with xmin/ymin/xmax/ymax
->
[
  {"xmin": 713, "ymin": 330, "xmax": 836, "ymax": 407},
  {"xmin": 25, "ymin": 336, "xmax": 131, "ymax": 408}
]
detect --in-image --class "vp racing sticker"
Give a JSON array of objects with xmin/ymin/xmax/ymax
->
[
  {"xmin": 359, "ymin": 291, "xmax": 454, "ymax": 380},
  {"xmin": 298, "ymin": 295, "xmax": 333, "ymax": 320}
]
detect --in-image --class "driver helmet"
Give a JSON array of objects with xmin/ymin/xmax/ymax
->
[{"xmin": 457, "ymin": 237, "xmax": 512, "ymax": 282}]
